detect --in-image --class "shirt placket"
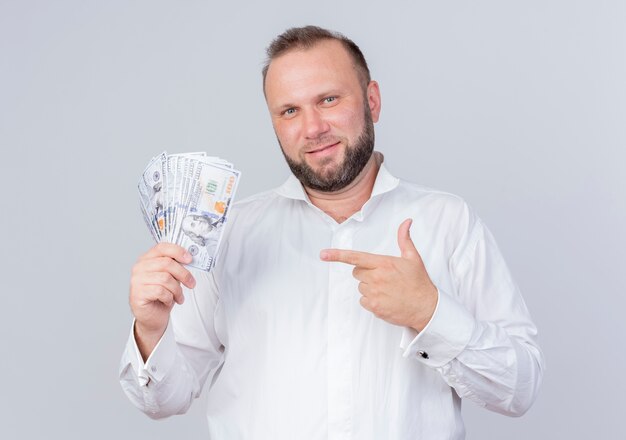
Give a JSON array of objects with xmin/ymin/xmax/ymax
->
[{"xmin": 327, "ymin": 222, "xmax": 355, "ymax": 440}]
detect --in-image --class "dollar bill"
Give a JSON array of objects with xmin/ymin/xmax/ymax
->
[
  {"xmin": 178, "ymin": 161, "xmax": 240, "ymax": 270},
  {"xmin": 138, "ymin": 152, "xmax": 167, "ymax": 241},
  {"xmin": 138, "ymin": 152, "xmax": 240, "ymax": 271}
]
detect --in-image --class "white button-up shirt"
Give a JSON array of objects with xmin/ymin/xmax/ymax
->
[{"xmin": 120, "ymin": 159, "xmax": 544, "ymax": 439}]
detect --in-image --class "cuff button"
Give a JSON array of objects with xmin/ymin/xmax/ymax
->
[{"xmin": 418, "ymin": 351, "xmax": 429, "ymax": 359}]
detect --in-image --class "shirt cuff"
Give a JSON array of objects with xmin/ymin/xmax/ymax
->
[
  {"xmin": 400, "ymin": 288, "xmax": 476, "ymax": 367},
  {"xmin": 127, "ymin": 319, "xmax": 178, "ymax": 386}
]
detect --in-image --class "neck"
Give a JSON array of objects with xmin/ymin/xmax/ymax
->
[{"xmin": 305, "ymin": 152, "xmax": 382, "ymax": 223}]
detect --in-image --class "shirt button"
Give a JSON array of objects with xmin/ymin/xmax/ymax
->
[
  {"xmin": 151, "ymin": 365, "xmax": 157, "ymax": 372},
  {"xmin": 418, "ymin": 351, "xmax": 429, "ymax": 359}
]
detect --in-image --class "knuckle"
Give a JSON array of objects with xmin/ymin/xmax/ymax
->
[
  {"xmin": 164, "ymin": 258, "xmax": 178, "ymax": 273},
  {"xmin": 184, "ymin": 271, "xmax": 194, "ymax": 284},
  {"xmin": 378, "ymin": 271, "xmax": 389, "ymax": 283},
  {"xmin": 149, "ymin": 260, "xmax": 163, "ymax": 273},
  {"xmin": 156, "ymin": 285, "xmax": 169, "ymax": 298},
  {"xmin": 368, "ymin": 298, "xmax": 386, "ymax": 318},
  {"xmin": 391, "ymin": 259, "xmax": 402, "ymax": 271},
  {"xmin": 129, "ymin": 277, "xmax": 144, "ymax": 294},
  {"xmin": 177, "ymin": 262, "xmax": 190, "ymax": 278},
  {"xmin": 157, "ymin": 242, "xmax": 173, "ymax": 255},
  {"xmin": 156, "ymin": 272, "xmax": 170, "ymax": 284},
  {"xmin": 373, "ymin": 309, "xmax": 385, "ymax": 319},
  {"xmin": 175, "ymin": 286, "xmax": 184, "ymax": 301}
]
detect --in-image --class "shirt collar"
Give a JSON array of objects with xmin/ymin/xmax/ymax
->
[{"xmin": 274, "ymin": 151, "xmax": 400, "ymax": 202}]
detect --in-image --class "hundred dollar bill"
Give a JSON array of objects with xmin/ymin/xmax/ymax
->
[
  {"xmin": 172, "ymin": 156, "xmax": 196, "ymax": 243},
  {"xmin": 139, "ymin": 197, "xmax": 159, "ymax": 243},
  {"xmin": 138, "ymin": 151, "xmax": 241, "ymax": 271},
  {"xmin": 166, "ymin": 155, "xmax": 233, "ymax": 244},
  {"xmin": 164, "ymin": 154, "xmax": 181, "ymax": 242},
  {"xmin": 177, "ymin": 161, "xmax": 240, "ymax": 270},
  {"xmin": 138, "ymin": 152, "xmax": 167, "ymax": 241}
]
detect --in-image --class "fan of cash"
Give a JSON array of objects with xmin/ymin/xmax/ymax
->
[{"xmin": 138, "ymin": 152, "xmax": 241, "ymax": 271}]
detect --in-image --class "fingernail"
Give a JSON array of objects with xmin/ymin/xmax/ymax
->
[
  {"xmin": 188, "ymin": 275, "xmax": 196, "ymax": 287},
  {"xmin": 184, "ymin": 252, "xmax": 193, "ymax": 262},
  {"xmin": 320, "ymin": 250, "xmax": 329, "ymax": 261}
]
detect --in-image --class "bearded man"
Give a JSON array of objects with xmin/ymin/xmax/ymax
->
[{"xmin": 120, "ymin": 26, "xmax": 544, "ymax": 439}]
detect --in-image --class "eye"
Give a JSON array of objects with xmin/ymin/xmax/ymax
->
[
  {"xmin": 283, "ymin": 108, "xmax": 296, "ymax": 116},
  {"xmin": 323, "ymin": 96, "xmax": 336, "ymax": 104}
]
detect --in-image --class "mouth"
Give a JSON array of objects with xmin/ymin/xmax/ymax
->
[{"xmin": 305, "ymin": 142, "xmax": 340, "ymax": 155}]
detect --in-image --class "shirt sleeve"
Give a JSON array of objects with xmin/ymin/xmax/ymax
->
[
  {"xmin": 119, "ymin": 268, "xmax": 225, "ymax": 419},
  {"xmin": 400, "ymin": 215, "xmax": 545, "ymax": 417}
]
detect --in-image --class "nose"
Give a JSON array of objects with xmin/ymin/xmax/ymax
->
[{"xmin": 302, "ymin": 108, "xmax": 330, "ymax": 140}]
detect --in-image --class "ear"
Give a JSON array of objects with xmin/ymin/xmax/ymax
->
[{"xmin": 366, "ymin": 80, "xmax": 382, "ymax": 123}]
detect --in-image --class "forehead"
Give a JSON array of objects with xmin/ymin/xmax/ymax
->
[{"xmin": 264, "ymin": 40, "xmax": 361, "ymax": 104}]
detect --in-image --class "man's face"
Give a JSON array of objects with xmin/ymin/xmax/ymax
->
[{"xmin": 264, "ymin": 40, "xmax": 381, "ymax": 192}]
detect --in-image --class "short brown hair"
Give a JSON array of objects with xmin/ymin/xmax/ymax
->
[{"xmin": 262, "ymin": 25, "xmax": 371, "ymax": 92}]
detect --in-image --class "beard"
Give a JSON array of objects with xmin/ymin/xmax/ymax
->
[{"xmin": 279, "ymin": 106, "xmax": 375, "ymax": 192}]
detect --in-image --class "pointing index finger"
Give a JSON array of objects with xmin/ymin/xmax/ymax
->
[{"xmin": 320, "ymin": 249, "xmax": 383, "ymax": 269}]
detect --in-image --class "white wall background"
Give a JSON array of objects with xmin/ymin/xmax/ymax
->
[{"xmin": 1, "ymin": 0, "xmax": 624, "ymax": 438}]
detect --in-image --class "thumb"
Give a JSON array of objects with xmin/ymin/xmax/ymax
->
[{"xmin": 397, "ymin": 218, "xmax": 420, "ymax": 260}]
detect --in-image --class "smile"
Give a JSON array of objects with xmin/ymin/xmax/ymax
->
[{"xmin": 305, "ymin": 142, "xmax": 340, "ymax": 155}]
